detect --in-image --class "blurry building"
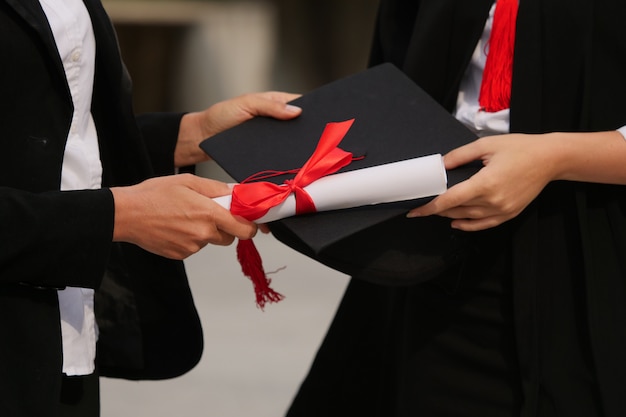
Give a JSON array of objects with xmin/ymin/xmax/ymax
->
[
  {"xmin": 103, "ymin": 0, "xmax": 379, "ymax": 114},
  {"xmin": 103, "ymin": 0, "xmax": 378, "ymax": 181}
]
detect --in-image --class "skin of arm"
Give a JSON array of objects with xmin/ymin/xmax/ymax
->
[
  {"xmin": 408, "ymin": 130, "xmax": 626, "ymax": 231},
  {"xmin": 111, "ymin": 91, "xmax": 302, "ymax": 259}
]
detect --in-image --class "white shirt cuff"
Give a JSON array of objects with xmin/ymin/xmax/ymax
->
[{"xmin": 617, "ymin": 125, "xmax": 626, "ymax": 140}]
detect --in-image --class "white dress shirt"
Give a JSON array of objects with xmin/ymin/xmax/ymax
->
[
  {"xmin": 454, "ymin": 3, "xmax": 510, "ymax": 136},
  {"xmin": 39, "ymin": 0, "xmax": 101, "ymax": 376}
]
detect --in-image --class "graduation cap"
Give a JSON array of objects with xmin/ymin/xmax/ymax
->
[{"xmin": 200, "ymin": 63, "xmax": 479, "ymax": 292}]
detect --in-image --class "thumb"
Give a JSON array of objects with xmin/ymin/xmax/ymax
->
[{"xmin": 240, "ymin": 92, "xmax": 303, "ymax": 120}]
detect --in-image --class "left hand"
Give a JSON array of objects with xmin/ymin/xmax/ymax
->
[
  {"xmin": 174, "ymin": 91, "xmax": 302, "ymax": 167},
  {"xmin": 407, "ymin": 134, "xmax": 559, "ymax": 231}
]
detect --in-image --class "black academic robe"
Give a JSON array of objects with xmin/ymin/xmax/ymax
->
[
  {"xmin": 0, "ymin": 1, "xmax": 202, "ymax": 415},
  {"xmin": 288, "ymin": 1, "xmax": 626, "ymax": 416}
]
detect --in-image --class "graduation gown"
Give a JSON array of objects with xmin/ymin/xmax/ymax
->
[
  {"xmin": 0, "ymin": 1, "xmax": 202, "ymax": 415},
  {"xmin": 287, "ymin": 1, "xmax": 626, "ymax": 416}
]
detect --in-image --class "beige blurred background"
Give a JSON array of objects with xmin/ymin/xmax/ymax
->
[{"xmin": 100, "ymin": 1, "xmax": 379, "ymax": 416}]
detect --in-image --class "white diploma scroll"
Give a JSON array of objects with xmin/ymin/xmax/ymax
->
[{"xmin": 213, "ymin": 153, "xmax": 447, "ymax": 224}]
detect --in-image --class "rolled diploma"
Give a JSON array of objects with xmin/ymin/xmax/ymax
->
[{"xmin": 213, "ymin": 153, "xmax": 447, "ymax": 224}]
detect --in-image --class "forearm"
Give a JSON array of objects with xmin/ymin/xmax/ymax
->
[{"xmin": 547, "ymin": 130, "xmax": 626, "ymax": 185}]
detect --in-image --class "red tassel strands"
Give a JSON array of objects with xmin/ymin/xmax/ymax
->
[
  {"xmin": 236, "ymin": 239, "xmax": 284, "ymax": 310},
  {"xmin": 478, "ymin": 0, "xmax": 519, "ymax": 113}
]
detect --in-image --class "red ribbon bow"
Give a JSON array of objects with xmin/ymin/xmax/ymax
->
[
  {"xmin": 229, "ymin": 118, "xmax": 357, "ymax": 309},
  {"xmin": 230, "ymin": 118, "xmax": 356, "ymax": 221}
]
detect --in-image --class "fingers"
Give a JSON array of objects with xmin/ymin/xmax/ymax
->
[
  {"xmin": 407, "ymin": 177, "xmax": 480, "ymax": 218},
  {"xmin": 211, "ymin": 208, "xmax": 258, "ymax": 241},
  {"xmin": 442, "ymin": 139, "xmax": 486, "ymax": 170},
  {"xmin": 180, "ymin": 173, "xmax": 232, "ymax": 199},
  {"xmin": 407, "ymin": 196, "xmax": 511, "ymax": 232},
  {"xmin": 237, "ymin": 91, "xmax": 302, "ymax": 120},
  {"xmin": 442, "ymin": 134, "xmax": 513, "ymax": 170},
  {"xmin": 406, "ymin": 173, "xmax": 522, "ymax": 232},
  {"xmin": 405, "ymin": 174, "xmax": 506, "ymax": 232},
  {"xmin": 175, "ymin": 174, "xmax": 258, "ymax": 240},
  {"xmin": 449, "ymin": 216, "xmax": 507, "ymax": 232},
  {"xmin": 406, "ymin": 134, "xmax": 554, "ymax": 232},
  {"xmin": 256, "ymin": 91, "xmax": 302, "ymax": 105},
  {"xmin": 196, "ymin": 91, "xmax": 303, "ymax": 146}
]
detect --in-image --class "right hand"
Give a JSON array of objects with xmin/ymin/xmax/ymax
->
[
  {"xmin": 407, "ymin": 130, "xmax": 626, "ymax": 231},
  {"xmin": 111, "ymin": 174, "xmax": 256, "ymax": 259}
]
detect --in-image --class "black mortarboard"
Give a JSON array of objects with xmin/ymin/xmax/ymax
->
[{"xmin": 200, "ymin": 63, "xmax": 479, "ymax": 285}]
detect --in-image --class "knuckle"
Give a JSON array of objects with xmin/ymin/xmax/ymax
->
[
  {"xmin": 240, "ymin": 227, "xmax": 257, "ymax": 241},
  {"xmin": 183, "ymin": 241, "xmax": 203, "ymax": 257},
  {"xmin": 178, "ymin": 172, "xmax": 195, "ymax": 183},
  {"xmin": 495, "ymin": 197, "xmax": 516, "ymax": 215}
]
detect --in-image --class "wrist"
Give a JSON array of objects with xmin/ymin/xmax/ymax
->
[
  {"xmin": 542, "ymin": 132, "xmax": 574, "ymax": 181},
  {"xmin": 110, "ymin": 186, "xmax": 139, "ymax": 243},
  {"xmin": 547, "ymin": 130, "xmax": 626, "ymax": 184},
  {"xmin": 175, "ymin": 112, "xmax": 211, "ymax": 167}
]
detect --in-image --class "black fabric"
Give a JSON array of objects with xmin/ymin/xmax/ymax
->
[
  {"xmin": 136, "ymin": 112, "xmax": 186, "ymax": 177},
  {"xmin": 58, "ymin": 371, "xmax": 100, "ymax": 417},
  {"xmin": 369, "ymin": 0, "xmax": 493, "ymax": 112},
  {"xmin": 288, "ymin": 227, "xmax": 523, "ymax": 417},
  {"xmin": 0, "ymin": 188, "xmax": 113, "ymax": 288},
  {"xmin": 513, "ymin": 183, "xmax": 602, "ymax": 417},
  {"xmin": 96, "ymin": 243, "xmax": 203, "ymax": 380},
  {"xmin": 271, "ymin": 213, "xmax": 471, "ymax": 286},
  {"xmin": 0, "ymin": 0, "xmax": 203, "ymax": 415},
  {"xmin": 509, "ymin": 1, "xmax": 626, "ymax": 415},
  {"xmin": 288, "ymin": 1, "xmax": 626, "ymax": 416},
  {"xmin": 0, "ymin": 285, "xmax": 63, "ymax": 417}
]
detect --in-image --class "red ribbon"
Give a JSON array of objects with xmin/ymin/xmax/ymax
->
[
  {"xmin": 229, "ymin": 118, "xmax": 357, "ymax": 310},
  {"xmin": 478, "ymin": 0, "xmax": 518, "ymax": 112},
  {"xmin": 230, "ymin": 118, "xmax": 356, "ymax": 221}
]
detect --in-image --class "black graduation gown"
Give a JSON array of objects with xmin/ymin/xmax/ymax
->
[{"xmin": 287, "ymin": 1, "xmax": 626, "ymax": 416}]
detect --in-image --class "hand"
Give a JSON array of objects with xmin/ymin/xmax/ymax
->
[
  {"xmin": 174, "ymin": 91, "xmax": 302, "ymax": 167},
  {"xmin": 407, "ymin": 134, "xmax": 558, "ymax": 231},
  {"xmin": 111, "ymin": 174, "xmax": 257, "ymax": 259},
  {"xmin": 407, "ymin": 130, "xmax": 626, "ymax": 231}
]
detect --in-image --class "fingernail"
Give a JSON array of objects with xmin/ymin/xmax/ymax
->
[
  {"xmin": 285, "ymin": 104, "xmax": 302, "ymax": 113},
  {"xmin": 406, "ymin": 210, "xmax": 422, "ymax": 218}
]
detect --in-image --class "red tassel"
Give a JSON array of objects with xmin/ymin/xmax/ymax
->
[
  {"xmin": 478, "ymin": 0, "xmax": 518, "ymax": 113},
  {"xmin": 236, "ymin": 239, "xmax": 284, "ymax": 310}
]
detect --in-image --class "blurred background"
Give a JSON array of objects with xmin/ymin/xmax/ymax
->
[{"xmin": 100, "ymin": 1, "xmax": 379, "ymax": 416}]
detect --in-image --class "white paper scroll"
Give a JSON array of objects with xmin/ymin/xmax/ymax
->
[{"xmin": 213, "ymin": 153, "xmax": 447, "ymax": 224}]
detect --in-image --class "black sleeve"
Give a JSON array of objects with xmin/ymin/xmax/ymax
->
[
  {"xmin": 135, "ymin": 112, "xmax": 186, "ymax": 176},
  {"xmin": 0, "ymin": 186, "xmax": 114, "ymax": 289}
]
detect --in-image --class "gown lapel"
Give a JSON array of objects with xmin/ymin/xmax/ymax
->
[{"xmin": 4, "ymin": 0, "xmax": 69, "ymax": 97}]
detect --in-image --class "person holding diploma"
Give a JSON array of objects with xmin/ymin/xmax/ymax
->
[
  {"xmin": 287, "ymin": 1, "xmax": 626, "ymax": 416},
  {"xmin": 0, "ymin": 0, "xmax": 301, "ymax": 415}
]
